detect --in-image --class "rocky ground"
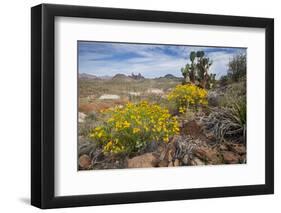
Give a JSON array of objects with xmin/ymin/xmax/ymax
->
[
  {"xmin": 78, "ymin": 114, "xmax": 246, "ymax": 170},
  {"xmin": 78, "ymin": 79, "xmax": 246, "ymax": 170}
]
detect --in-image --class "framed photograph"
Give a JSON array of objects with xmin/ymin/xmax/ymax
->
[{"xmin": 31, "ymin": 3, "xmax": 274, "ymax": 209}]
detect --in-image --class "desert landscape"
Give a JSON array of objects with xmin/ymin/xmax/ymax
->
[{"xmin": 78, "ymin": 42, "xmax": 246, "ymax": 170}]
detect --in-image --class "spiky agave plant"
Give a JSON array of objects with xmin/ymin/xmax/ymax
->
[
  {"xmin": 229, "ymin": 99, "xmax": 246, "ymax": 142},
  {"xmin": 199, "ymin": 99, "xmax": 246, "ymax": 143},
  {"xmin": 231, "ymin": 100, "xmax": 246, "ymax": 126}
]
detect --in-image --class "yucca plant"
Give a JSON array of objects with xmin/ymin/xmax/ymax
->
[
  {"xmin": 229, "ymin": 99, "xmax": 246, "ymax": 142},
  {"xmin": 231, "ymin": 99, "xmax": 246, "ymax": 126},
  {"xmin": 199, "ymin": 99, "xmax": 246, "ymax": 143}
]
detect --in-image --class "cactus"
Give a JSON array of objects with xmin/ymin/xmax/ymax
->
[
  {"xmin": 181, "ymin": 51, "xmax": 213, "ymax": 89},
  {"xmin": 208, "ymin": 73, "xmax": 216, "ymax": 89},
  {"xmin": 181, "ymin": 51, "xmax": 196, "ymax": 84},
  {"xmin": 196, "ymin": 53, "xmax": 212, "ymax": 88}
]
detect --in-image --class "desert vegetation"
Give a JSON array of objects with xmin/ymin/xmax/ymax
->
[{"xmin": 78, "ymin": 46, "xmax": 247, "ymax": 170}]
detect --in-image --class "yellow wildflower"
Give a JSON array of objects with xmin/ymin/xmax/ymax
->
[{"xmin": 133, "ymin": 128, "xmax": 140, "ymax": 133}]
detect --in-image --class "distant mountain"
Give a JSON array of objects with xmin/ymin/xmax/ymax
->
[
  {"xmin": 112, "ymin": 74, "xmax": 135, "ymax": 82},
  {"xmin": 129, "ymin": 73, "xmax": 145, "ymax": 80},
  {"xmin": 79, "ymin": 73, "xmax": 98, "ymax": 80},
  {"xmin": 99, "ymin": 75, "xmax": 112, "ymax": 80},
  {"xmin": 155, "ymin": 74, "xmax": 182, "ymax": 80},
  {"xmin": 112, "ymin": 73, "xmax": 145, "ymax": 81},
  {"xmin": 79, "ymin": 73, "xmax": 182, "ymax": 81},
  {"xmin": 112, "ymin": 74, "xmax": 127, "ymax": 79},
  {"xmin": 163, "ymin": 74, "xmax": 180, "ymax": 79}
]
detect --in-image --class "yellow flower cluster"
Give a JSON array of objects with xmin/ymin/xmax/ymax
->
[
  {"xmin": 90, "ymin": 101, "xmax": 179, "ymax": 154},
  {"xmin": 167, "ymin": 84, "xmax": 208, "ymax": 113}
]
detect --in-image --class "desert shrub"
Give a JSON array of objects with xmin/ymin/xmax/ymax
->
[
  {"xmin": 200, "ymin": 99, "xmax": 246, "ymax": 143},
  {"xmin": 219, "ymin": 75, "xmax": 229, "ymax": 87},
  {"xmin": 167, "ymin": 84, "xmax": 208, "ymax": 113},
  {"xmin": 89, "ymin": 101, "xmax": 180, "ymax": 155},
  {"xmin": 230, "ymin": 99, "xmax": 246, "ymax": 127},
  {"xmin": 227, "ymin": 53, "xmax": 246, "ymax": 82},
  {"xmin": 219, "ymin": 81, "xmax": 246, "ymax": 107},
  {"xmin": 79, "ymin": 112, "xmax": 98, "ymax": 138}
]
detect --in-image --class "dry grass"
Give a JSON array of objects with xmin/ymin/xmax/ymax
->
[{"xmin": 79, "ymin": 78, "xmax": 181, "ymax": 114}]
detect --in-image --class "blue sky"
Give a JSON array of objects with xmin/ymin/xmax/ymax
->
[{"xmin": 78, "ymin": 41, "xmax": 246, "ymax": 79}]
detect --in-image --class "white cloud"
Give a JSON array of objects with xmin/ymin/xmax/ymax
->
[{"xmin": 79, "ymin": 42, "xmax": 245, "ymax": 79}]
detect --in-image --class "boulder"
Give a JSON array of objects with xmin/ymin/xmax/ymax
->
[
  {"xmin": 168, "ymin": 161, "xmax": 174, "ymax": 167},
  {"xmin": 128, "ymin": 91, "xmax": 141, "ymax": 96},
  {"xmin": 79, "ymin": 112, "xmax": 87, "ymax": 123},
  {"xmin": 158, "ymin": 159, "xmax": 169, "ymax": 167},
  {"xmin": 79, "ymin": 154, "xmax": 92, "ymax": 169},
  {"xmin": 127, "ymin": 153, "xmax": 159, "ymax": 168},
  {"xmin": 146, "ymin": 88, "xmax": 164, "ymax": 95},
  {"xmin": 194, "ymin": 146, "xmax": 222, "ymax": 164},
  {"xmin": 99, "ymin": 94, "xmax": 120, "ymax": 100}
]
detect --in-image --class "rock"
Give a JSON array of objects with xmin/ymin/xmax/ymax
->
[
  {"xmin": 79, "ymin": 112, "xmax": 87, "ymax": 123},
  {"xmin": 194, "ymin": 146, "xmax": 222, "ymax": 164},
  {"xmin": 127, "ymin": 153, "xmax": 159, "ymax": 168},
  {"xmin": 146, "ymin": 88, "xmax": 164, "ymax": 95},
  {"xmin": 128, "ymin": 91, "xmax": 141, "ymax": 96},
  {"xmin": 228, "ymin": 144, "xmax": 246, "ymax": 155},
  {"xmin": 222, "ymin": 151, "xmax": 240, "ymax": 164},
  {"xmin": 158, "ymin": 159, "xmax": 169, "ymax": 167},
  {"xmin": 168, "ymin": 161, "xmax": 174, "ymax": 167},
  {"xmin": 190, "ymin": 157, "xmax": 205, "ymax": 166},
  {"xmin": 99, "ymin": 94, "xmax": 120, "ymax": 100},
  {"xmin": 79, "ymin": 154, "xmax": 92, "ymax": 169},
  {"xmin": 174, "ymin": 159, "xmax": 180, "ymax": 167},
  {"xmin": 194, "ymin": 147, "xmax": 208, "ymax": 159}
]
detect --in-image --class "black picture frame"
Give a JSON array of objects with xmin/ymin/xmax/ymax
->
[{"xmin": 31, "ymin": 3, "xmax": 274, "ymax": 209}]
